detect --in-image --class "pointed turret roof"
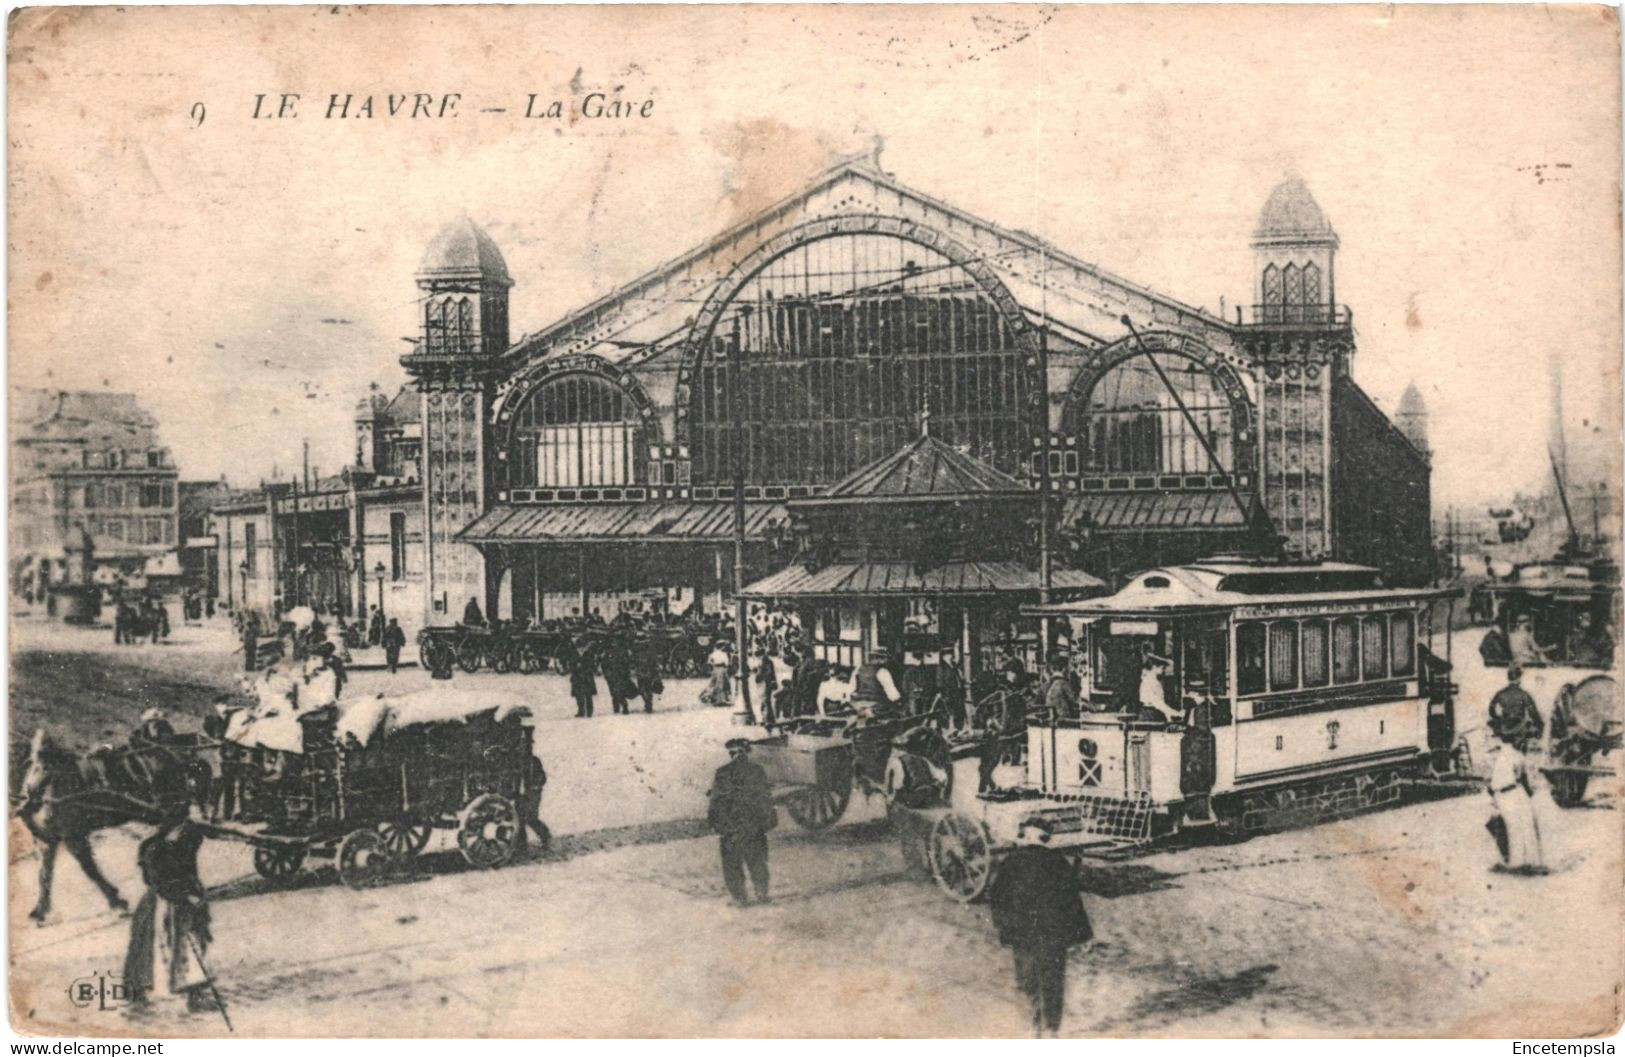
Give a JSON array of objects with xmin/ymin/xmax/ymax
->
[
  {"xmin": 417, "ymin": 215, "xmax": 511, "ymax": 283},
  {"xmin": 1254, "ymin": 176, "xmax": 1339, "ymax": 247},
  {"xmin": 800, "ymin": 434, "xmax": 1033, "ymax": 505}
]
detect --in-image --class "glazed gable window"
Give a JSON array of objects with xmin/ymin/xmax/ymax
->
[{"xmin": 509, "ymin": 373, "xmax": 641, "ymax": 488}]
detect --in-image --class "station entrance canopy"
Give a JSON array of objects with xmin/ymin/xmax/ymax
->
[{"xmin": 456, "ymin": 500, "xmax": 787, "ymax": 544}]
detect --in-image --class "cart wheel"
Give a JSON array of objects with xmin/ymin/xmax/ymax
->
[
  {"xmin": 336, "ymin": 829, "xmax": 392, "ymax": 889},
  {"xmin": 929, "ymin": 813, "xmax": 996, "ymax": 903},
  {"xmin": 456, "ymin": 641, "xmax": 484, "ymax": 674},
  {"xmin": 518, "ymin": 644, "xmax": 545, "ymax": 675},
  {"xmin": 784, "ymin": 772, "xmax": 853, "ymax": 830},
  {"xmin": 377, "ymin": 819, "xmax": 432, "ymax": 858},
  {"xmin": 1549, "ymin": 770, "xmax": 1591, "ymax": 808},
  {"xmin": 457, "ymin": 792, "xmax": 519, "ymax": 869},
  {"xmin": 253, "ymin": 844, "xmax": 306, "ymax": 882}
]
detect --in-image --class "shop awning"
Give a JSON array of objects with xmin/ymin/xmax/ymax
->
[
  {"xmin": 741, "ymin": 561, "xmax": 1104, "ymax": 599},
  {"xmin": 457, "ymin": 501, "xmax": 787, "ymax": 544},
  {"xmin": 1061, "ymin": 490, "xmax": 1249, "ymax": 532}
]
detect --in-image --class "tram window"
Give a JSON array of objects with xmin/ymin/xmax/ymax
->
[
  {"xmin": 1237, "ymin": 622, "xmax": 1267, "ymax": 695},
  {"xmin": 1332, "ymin": 617, "xmax": 1360, "ymax": 684},
  {"xmin": 1268, "ymin": 622, "xmax": 1299, "ymax": 691},
  {"xmin": 1390, "ymin": 612, "xmax": 1416, "ymax": 676},
  {"xmin": 1361, "ymin": 615, "xmax": 1389, "ymax": 680},
  {"xmin": 1301, "ymin": 619, "xmax": 1330, "ymax": 687}
]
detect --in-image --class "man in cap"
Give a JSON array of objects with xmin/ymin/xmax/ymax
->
[
  {"xmin": 848, "ymin": 646, "xmax": 902, "ymax": 716},
  {"xmin": 706, "ymin": 738, "xmax": 776, "ymax": 906},
  {"xmin": 1041, "ymin": 651, "xmax": 1080, "ymax": 721},
  {"xmin": 1488, "ymin": 664, "xmax": 1543, "ymax": 753},
  {"xmin": 382, "ymin": 617, "xmax": 406, "ymax": 675},
  {"xmin": 988, "ymin": 825, "xmax": 1093, "ymax": 1037}
]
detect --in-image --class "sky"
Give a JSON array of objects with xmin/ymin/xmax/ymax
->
[{"xmin": 8, "ymin": 4, "xmax": 1621, "ymax": 511}]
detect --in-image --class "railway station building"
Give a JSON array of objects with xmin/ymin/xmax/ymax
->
[{"xmin": 213, "ymin": 158, "xmax": 1434, "ymax": 649}]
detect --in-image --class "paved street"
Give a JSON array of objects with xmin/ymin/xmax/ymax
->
[{"xmin": 8, "ymin": 619, "xmax": 1622, "ymax": 1038}]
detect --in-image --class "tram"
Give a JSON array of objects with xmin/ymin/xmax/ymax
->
[{"xmin": 1017, "ymin": 558, "xmax": 1463, "ymax": 842}]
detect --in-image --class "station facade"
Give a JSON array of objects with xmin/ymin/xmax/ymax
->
[{"xmin": 213, "ymin": 159, "xmax": 1433, "ymax": 642}]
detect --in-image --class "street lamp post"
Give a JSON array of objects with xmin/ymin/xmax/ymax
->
[{"xmin": 374, "ymin": 562, "xmax": 386, "ymax": 622}]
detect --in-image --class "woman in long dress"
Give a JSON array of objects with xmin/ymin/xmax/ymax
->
[
  {"xmin": 701, "ymin": 642, "xmax": 733, "ymax": 706},
  {"xmin": 124, "ymin": 810, "xmax": 215, "ymax": 1013}
]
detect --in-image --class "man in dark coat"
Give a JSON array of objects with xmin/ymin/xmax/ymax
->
[
  {"xmin": 635, "ymin": 636, "xmax": 665, "ymax": 713},
  {"xmin": 1489, "ymin": 664, "xmax": 1543, "ymax": 753},
  {"xmin": 988, "ymin": 835, "xmax": 1093, "ymax": 1037},
  {"xmin": 706, "ymin": 738, "xmax": 776, "ymax": 906},
  {"xmin": 570, "ymin": 644, "xmax": 598, "ymax": 718},
  {"xmin": 462, "ymin": 597, "xmax": 485, "ymax": 627},
  {"xmin": 367, "ymin": 605, "xmax": 384, "ymax": 647},
  {"xmin": 382, "ymin": 617, "xmax": 406, "ymax": 674},
  {"xmin": 602, "ymin": 637, "xmax": 639, "ymax": 715}
]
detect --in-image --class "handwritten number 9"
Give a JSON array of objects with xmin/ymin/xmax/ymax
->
[{"xmin": 190, "ymin": 102, "xmax": 206, "ymax": 128}]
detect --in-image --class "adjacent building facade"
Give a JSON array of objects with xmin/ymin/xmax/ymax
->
[
  {"xmin": 211, "ymin": 159, "xmax": 1434, "ymax": 638},
  {"xmin": 11, "ymin": 389, "xmax": 181, "ymax": 601}
]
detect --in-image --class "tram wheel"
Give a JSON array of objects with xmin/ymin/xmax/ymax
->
[{"xmin": 928, "ymin": 813, "xmax": 996, "ymax": 903}]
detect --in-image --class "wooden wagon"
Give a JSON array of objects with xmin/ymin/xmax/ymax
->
[{"xmin": 202, "ymin": 695, "xmax": 542, "ymax": 888}]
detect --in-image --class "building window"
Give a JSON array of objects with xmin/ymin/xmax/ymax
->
[
  {"xmin": 105, "ymin": 484, "xmax": 125, "ymax": 508},
  {"xmin": 510, "ymin": 374, "xmax": 641, "ymax": 488},
  {"xmin": 390, "ymin": 512, "xmax": 407, "ymax": 581},
  {"xmin": 1268, "ymin": 621, "xmax": 1299, "ymax": 691},
  {"xmin": 1079, "ymin": 352, "xmax": 1235, "ymax": 475},
  {"xmin": 140, "ymin": 483, "xmax": 165, "ymax": 508},
  {"xmin": 146, "ymin": 450, "xmax": 163, "ymax": 468},
  {"xmin": 1262, "ymin": 264, "xmax": 1282, "ymax": 319},
  {"xmin": 144, "ymin": 518, "xmax": 166, "ymax": 544},
  {"xmin": 688, "ymin": 232, "xmax": 1037, "ymax": 484},
  {"xmin": 1301, "ymin": 618, "xmax": 1330, "ymax": 687},
  {"xmin": 1237, "ymin": 621, "xmax": 1267, "ymax": 696},
  {"xmin": 107, "ymin": 449, "xmax": 122, "ymax": 469},
  {"xmin": 1282, "ymin": 263, "xmax": 1302, "ymax": 312},
  {"xmin": 1390, "ymin": 612, "xmax": 1416, "ymax": 676},
  {"xmin": 244, "ymin": 523, "xmax": 257, "ymax": 576},
  {"xmin": 106, "ymin": 518, "xmax": 126, "ymax": 542},
  {"xmin": 1332, "ymin": 616, "xmax": 1360, "ymax": 684},
  {"xmin": 83, "ymin": 484, "xmax": 99, "ymax": 509},
  {"xmin": 1361, "ymin": 614, "xmax": 1389, "ymax": 680},
  {"xmin": 1302, "ymin": 262, "xmax": 1322, "ymax": 309}
]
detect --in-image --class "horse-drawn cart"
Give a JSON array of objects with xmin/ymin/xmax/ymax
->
[{"xmin": 202, "ymin": 694, "xmax": 541, "ymax": 888}]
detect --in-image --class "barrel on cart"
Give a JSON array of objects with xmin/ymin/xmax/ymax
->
[{"xmin": 1544, "ymin": 673, "xmax": 1622, "ymax": 807}]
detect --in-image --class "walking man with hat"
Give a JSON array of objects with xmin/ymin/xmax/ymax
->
[
  {"xmin": 988, "ymin": 826, "xmax": 1093, "ymax": 1036},
  {"xmin": 706, "ymin": 738, "xmax": 776, "ymax": 906}
]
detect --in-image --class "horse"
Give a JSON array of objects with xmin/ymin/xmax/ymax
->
[{"xmin": 14, "ymin": 728, "xmax": 200, "ymax": 924}]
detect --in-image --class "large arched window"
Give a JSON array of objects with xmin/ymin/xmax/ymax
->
[
  {"xmin": 687, "ymin": 232, "xmax": 1036, "ymax": 484},
  {"xmin": 509, "ymin": 374, "xmax": 641, "ymax": 487},
  {"xmin": 1079, "ymin": 353, "xmax": 1235, "ymax": 475}
]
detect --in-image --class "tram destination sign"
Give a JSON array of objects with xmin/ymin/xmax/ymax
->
[{"xmin": 1233, "ymin": 600, "xmax": 1411, "ymax": 620}]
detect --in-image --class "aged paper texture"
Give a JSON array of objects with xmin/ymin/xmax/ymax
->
[{"xmin": 7, "ymin": 3, "xmax": 1624, "ymax": 1040}]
